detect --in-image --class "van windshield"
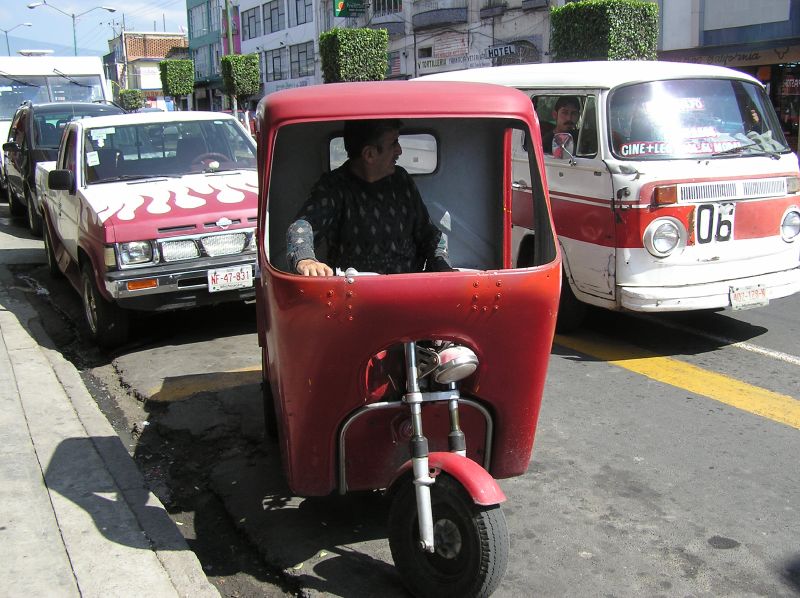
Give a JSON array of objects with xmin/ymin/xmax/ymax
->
[{"xmin": 608, "ymin": 78, "xmax": 789, "ymax": 160}]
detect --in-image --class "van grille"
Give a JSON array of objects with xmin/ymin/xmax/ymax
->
[{"xmin": 678, "ymin": 178, "xmax": 786, "ymax": 202}]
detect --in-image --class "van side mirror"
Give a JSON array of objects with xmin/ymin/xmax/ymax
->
[
  {"xmin": 48, "ymin": 169, "xmax": 74, "ymax": 192},
  {"xmin": 3, "ymin": 141, "xmax": 19, "ymax": 152}
]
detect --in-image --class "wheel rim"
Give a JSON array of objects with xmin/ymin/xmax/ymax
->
[
  {"xmin": 83, "ymin": 276, "xmax": 99, "ymax": 334},
  {"xmin": 419, "ymin": 503, "xmax": 472, "ymax": 579}
]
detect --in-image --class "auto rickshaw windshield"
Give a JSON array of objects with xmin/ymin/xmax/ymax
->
[{"xmin": 265, "ymin": 117, "xmax": 556, "ymax": 274}]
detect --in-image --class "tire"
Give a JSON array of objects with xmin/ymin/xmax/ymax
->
[
  {"xmin": 389, "ymin": 473, "xmax": 509, "ymax": 598},
  {"xmin": 555, "ymin": 273, "xmax": 587, "ymax": 333},
  {"xmin": 26, "ymin": 187, "xmax": 43, "ymax": 237},
  {"xmin": 7, "ymin": 185, "xmax": 25, "ymax": 217},
  {"xmin": 43, "ymin": 224, "xmax": 61, "ymax": 277},
  {"xmin": 81, "ymin": 262, "xmax": 130, "ymax": 348}
]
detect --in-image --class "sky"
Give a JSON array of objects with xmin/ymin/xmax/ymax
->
[{"xmin": 0, "ymin": 0, "xmax": 188, "ymax": 57}]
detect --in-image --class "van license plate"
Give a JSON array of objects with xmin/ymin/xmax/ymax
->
[
  {"xmin": 208, "ymin": 265, "xmax": 253, "ymax": 292},
  {"xmin": 730, "ymin": 285, "xmax": 768, "ymax": 310}
]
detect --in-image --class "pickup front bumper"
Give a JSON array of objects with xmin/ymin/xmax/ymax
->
[{"xmin": 104, "ymin": 253, "xmax": 256, "ymax": 312}]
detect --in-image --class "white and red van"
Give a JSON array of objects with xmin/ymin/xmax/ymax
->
[{"xmin": 420, "ymin": 61, "xmax": 800, "ymax": 328}]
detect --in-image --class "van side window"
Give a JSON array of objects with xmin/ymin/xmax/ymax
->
[{"xmin": 532, "ymin": 94, "xmax": 597, "ymax": 158}]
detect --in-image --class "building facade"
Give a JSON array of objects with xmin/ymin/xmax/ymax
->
[
  {"xmin": 235, "ymin": 0, "xmax": 561, "ymax": 105},
  {"xmin": 105, "ymin": 32, "xmax": 189, "ymax": 110},
  {"xmin": 657, "ymin": 0, "xmax": 800, "ymax": 148},
  {"xmin": 187, "ymin": 0, "xmax": 243, "ymax": 110}
]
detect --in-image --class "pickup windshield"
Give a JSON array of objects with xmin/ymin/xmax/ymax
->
[
  {"xmin": 83, "ymin": 118, "xmax": 257, "ymax": 184},
  {"xmin": 608, "ymin": 78, "xmax": 789, "ymax": 160}
]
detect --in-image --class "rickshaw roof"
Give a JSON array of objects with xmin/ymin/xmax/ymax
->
[
  {"xmin": 258, "ymin": 81, "xmax": 537, "ymax": 127},
  {"xmin": 416, "ymin": 60, "xmax": 761, "ymax": 90}
]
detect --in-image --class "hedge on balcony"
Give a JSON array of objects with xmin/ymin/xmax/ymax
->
[
  {"xmin": 319, "ymin": 28, "xmax": 389, "ymax": 83},
  {"xmin": 550, "ymin": 0, "xmax": 658, "ymax": 61}
]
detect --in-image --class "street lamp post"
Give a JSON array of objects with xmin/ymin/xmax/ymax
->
[
  {"xmin": 1, "ymin": 23, "xmax": 33, "ymax": 56},
  {"xmin": 27, "ymin": 0, "xmax": 115, "ymax": 56}
]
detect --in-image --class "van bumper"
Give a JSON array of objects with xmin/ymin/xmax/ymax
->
[{"xmin": 619, "ymin": 267, "xmax": 800, "ymax": 311}]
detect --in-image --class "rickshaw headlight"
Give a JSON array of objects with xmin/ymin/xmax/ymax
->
[
  {"xmin": 433, "ymin": 345, "xmax": 479, "ymax": 384},
  {"xmin": 118, "ymin": 241, "xmax": 155, "ymax": 266},
  {"xmin": 781, "ymin": 210, "xmax": 800, "ymax": 242},
  {"xmin": 643, "ymin": 218, "xmax": 684, "ymax": 258}
]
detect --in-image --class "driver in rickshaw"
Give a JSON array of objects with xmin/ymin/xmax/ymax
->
[{"xmin": 286, "ymin": 119, "xmax": 453, "ymax": 276}]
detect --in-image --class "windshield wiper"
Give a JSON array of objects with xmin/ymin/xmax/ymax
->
[
  {"xmin": 0, "ymin": 70, "xmax": 38, "ymax": 87},
  {"xmin": 92, "ymin": 174, "xmax": 180, "ymax": 184},
  {"xmin": 52, "ymin": 69, "xmax": 91, "ymax": 88},
  {"xmin": 711, "ymin": 142, "xmax": 780, "ymax": 160}
]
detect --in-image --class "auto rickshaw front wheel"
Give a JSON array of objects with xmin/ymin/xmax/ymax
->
[{"xmin": 388, "ymin": 472, "xmax": 509, "ymax": 598}]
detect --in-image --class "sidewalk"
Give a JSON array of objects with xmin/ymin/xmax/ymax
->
[{"xmin": 0, "ymin": 254, "xmax": 219, "ymax": 596}]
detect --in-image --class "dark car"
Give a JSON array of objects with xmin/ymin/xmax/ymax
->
[{"xmin": 3, "ymin": 101, "xmax": 124, "ymax": 235}]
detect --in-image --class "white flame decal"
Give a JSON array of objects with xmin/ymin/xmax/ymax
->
[{"xmin": 147, "ymin": 188, "xmax": 172, "ymax": 214}]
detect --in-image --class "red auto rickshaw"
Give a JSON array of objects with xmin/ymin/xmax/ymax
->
[{"xmin": 256, "ymin": 80, "xmax": 561, "ymax": 597}]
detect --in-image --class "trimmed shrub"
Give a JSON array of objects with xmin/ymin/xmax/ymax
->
[
  {"xmin": 159, "ymin": 59, "xmax": 195, "ymax": 97},
  {"xmin": 221, "ymin": 53, "xmax": 261, "ymax": 103},
  {"xmin": 118, "ymin": 88, "xmax": 144, "ymax": 112},
  {"xmin": 550, "ymin": 0, "xmax": 658, "ymax": 62},
  {"xmin": 319, "ymin": 28, "xmax": 388, "ymax": 83}
]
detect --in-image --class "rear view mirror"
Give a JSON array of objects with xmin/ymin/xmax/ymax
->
[
  {"xmin": 48, "ymin": 169, "xmax": 74, "ymax": 192},
  {"xmin": 3, "ymin": 141, "xmax": 19, "ymax": 152}
]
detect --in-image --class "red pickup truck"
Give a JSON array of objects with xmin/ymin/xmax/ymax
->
[{"xmin": 37, "ymin": 111, "xmax": 258, "ymax": 347}]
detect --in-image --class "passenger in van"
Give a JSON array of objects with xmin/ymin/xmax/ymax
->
[
  {"xmin": 286, "ymin": 119, "xmax": 452, "ymax": 276},
  {"xmin": 745, "ymin": 104, "xmax": 764, "ymax": 134},
  {"xmin": 542, "ymin": 96, "xmax": 580, "ymax": 155}
]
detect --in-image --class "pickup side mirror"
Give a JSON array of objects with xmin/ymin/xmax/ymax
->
[
  {"xmin": 3, "ymin": 141, "xmax": 19, "ymax": 152},
  {"xmin": 48, "ymin": 169, "xmax": 75, "ymax": 192}
]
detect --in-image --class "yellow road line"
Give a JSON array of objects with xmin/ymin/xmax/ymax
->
[
  {"xmin": 147, "ymin": 365, "xmax": 261, "ymax": 402},
  {"xmin": 554, "ymin": 333, "xmax": 800, "ymax": 430}
]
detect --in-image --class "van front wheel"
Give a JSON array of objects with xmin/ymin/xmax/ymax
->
[{"xmin": 556, "ymin": 275, "xmax": 587, "ymax": 333}]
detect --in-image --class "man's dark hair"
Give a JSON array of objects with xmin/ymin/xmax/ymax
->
[
  {"xmin": 343, "ymin": 119, "xmax": 403, "ymax": 159},
  {"xmin": 554, "ymin": 96, "xmax": 580, "ymax": 111}
]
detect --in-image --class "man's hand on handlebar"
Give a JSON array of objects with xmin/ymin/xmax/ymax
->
[{"xmin": 296, "ymin": 258, "xmax": 334, "ymax": 277}]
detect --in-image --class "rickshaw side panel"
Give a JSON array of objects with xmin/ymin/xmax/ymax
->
[{"xmin": 263, "ymin": 269, "xmax": 559, "ymax": 496}]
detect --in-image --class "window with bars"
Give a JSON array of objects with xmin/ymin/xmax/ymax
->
[
  {"xmin": 295, "ymin": 0, "xmax": 313, "ymax": 25},
  {"xmin": 210, "ymin": 0, "xmax": 222, "ymax": 32},
  {"xmin": 189, "ymin": 5, "xmax": 208, "ymax": 38},
  {"xmin": 241, "ymin": 7, "xmax": 262, "ymax": 40},
  {"xmin": 193, "ymin": 47, "xmax": 210, "ymax": 78},
  {"xmin": 265, "ymin": 48, "xmax": 288, "ymax": 81},
  {"xmin": 372, "ymin": 0, "xmax": 402, "ymax": 16},
  {"xmin": 290, "ymin": 41, "xmax": 315, "ymax": 78},
  {"xmin": 263, "ymin": 0, "xmax": 286, "ymax": 32}
]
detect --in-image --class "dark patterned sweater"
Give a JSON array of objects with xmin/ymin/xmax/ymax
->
[{"xmin": 287, "ymin": 163, "xmax": 450, "ymax": 274}]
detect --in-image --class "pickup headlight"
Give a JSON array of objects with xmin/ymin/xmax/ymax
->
[{"xmin": 119, "ymin": 241, "xmax": 155, "ymax": 266}]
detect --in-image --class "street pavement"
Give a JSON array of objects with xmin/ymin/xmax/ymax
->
[{"xmin": 0, "ymin": 209, "xmax": 219, "ymax": 597}]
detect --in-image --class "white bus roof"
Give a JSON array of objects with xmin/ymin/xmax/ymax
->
[
  {"xmin": 417, "ymin": 60, "xmax": 761, "ymax": 90},
  {"xmin": 0, "ymin": 56, "xmax": 104, "ymax": 76}
]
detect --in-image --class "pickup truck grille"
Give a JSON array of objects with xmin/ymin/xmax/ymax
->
[{"xmin": 158, "ymin": 229, "xmax": 253, "ymax": 263}]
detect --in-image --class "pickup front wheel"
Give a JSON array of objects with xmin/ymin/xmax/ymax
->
[{"xmin": 81, "ymin": 263, "xmax": 130, "ymax": 348}]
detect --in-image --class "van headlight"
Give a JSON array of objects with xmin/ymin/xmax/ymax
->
[
  {"xmin": 781, "ymin": 209, "xmax": 800, "ymax": 242},
  {"xmin": 118, "ymin": 241, "xmax": 155, "ymax": 266},
  {"xmin": 643, "ymin": 218, "xmax": 685, "ymax": 257}
]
